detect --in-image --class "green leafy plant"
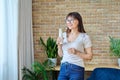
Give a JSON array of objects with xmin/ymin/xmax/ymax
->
[
  {"xmin": 39, "ymin": 37, "xmax": 58, "ymax": 58},
  {"xmin": 22, "ymin": 60, "xmax": 54, "ymax": 80},
  {"xmin": 109, "ymin": 36, "xmax": 120, "ymax": 58}
]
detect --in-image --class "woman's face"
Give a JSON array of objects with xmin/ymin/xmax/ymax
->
[{"xmin": 66, "ymin": 16, "xmax": 79, "ymax": 30}]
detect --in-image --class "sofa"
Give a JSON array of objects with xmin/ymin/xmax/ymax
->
[{"xmin": 87, "ymin": 68, "xmax": 120, "ymax": 80}]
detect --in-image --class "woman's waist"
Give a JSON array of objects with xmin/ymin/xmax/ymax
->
[
  {"xmin": 61, "ymin": 60, "xmax": 85, "ymax": 68},
  {"xmin": 61, "ymin": 62, "xmax": 85, "ymax": 69},
  {"xmin": 62, "ymin": 54, "xmax": 83, "ymax": 61}
]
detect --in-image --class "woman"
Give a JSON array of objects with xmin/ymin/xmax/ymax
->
[{"xmin": 57, "ymin": 12, "xmax": 93, "ymax": 80}]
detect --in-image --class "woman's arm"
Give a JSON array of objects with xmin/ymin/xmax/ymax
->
[
  {"xmin": 57, "ymin": 44, "xmax": 63, "ymax": 57},
  {"xmin": 68, "ymin": 47, "xmax": 93, "ymax": 60},
  {"xmin": 57, "ymin": 37, "xmax": 63, "ymax": 57},
  {"xmin": 77, "ymin": 47, "xmax": 93, "ymax": 60}
]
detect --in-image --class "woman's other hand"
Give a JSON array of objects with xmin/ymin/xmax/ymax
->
[{"xmin": 68, "ymin": 48, "xmax": 77, "ymax": 54}]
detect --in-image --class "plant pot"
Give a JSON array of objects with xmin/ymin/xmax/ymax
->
[
  {"xmin": 118, "ymin": 58, "xmax": 120, "ymax": 66},
  {"xmin": 48, "ymin": 58, "xmax": 57, "ymax": 67}
]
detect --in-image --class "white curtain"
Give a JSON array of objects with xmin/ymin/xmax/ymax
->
[
  {"xmin": 0, "ymin": 0, "xmax": 18, "ymax": 80},
  {"xmin": 0, "ymin": 0, "xmax": 34, "ymax": 80},
  {"xmin": 18, "ymin": 0, "xmax": 34, "ymax": 80}
]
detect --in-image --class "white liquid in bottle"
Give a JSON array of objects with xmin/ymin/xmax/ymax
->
[{"xmin": 59, "ymin": 28, "xmax": 63, "ymax": 44}]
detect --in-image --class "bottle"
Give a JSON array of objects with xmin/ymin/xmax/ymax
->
[{"xmin": 59, "ymin": 28, "xmax": 63, "ymax": 44}]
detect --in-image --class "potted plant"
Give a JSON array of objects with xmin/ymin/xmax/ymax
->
[
  {"xmin": 109, "ymin": 36, "xmax": 120, "ymax": 66},
  {"xmin": 22, "ymin": 60, "xmax": 54, "ymax": 80},
  {"xmin": 39, "ymin": 37, "xmax": 58, "ymax": 67}
]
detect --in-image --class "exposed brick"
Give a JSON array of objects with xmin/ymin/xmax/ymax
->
[{"xmin": 32, "ymin": 0, "xmax": 120, "ymax": 65}]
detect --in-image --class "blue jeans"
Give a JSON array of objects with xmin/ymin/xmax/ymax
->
[{"xmin": 58, "ymin": 62, "xmax": 84, "ymax": 80}]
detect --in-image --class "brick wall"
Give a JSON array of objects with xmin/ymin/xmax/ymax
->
[{"xmin": 32, "ymin": 0, "xmax": 120, "ymax": 65}]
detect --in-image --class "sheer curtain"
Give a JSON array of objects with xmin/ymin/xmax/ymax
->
[
  {"xmin": 18, "ymin": 0, "xmax": 34, "ymax": 80},
  {"xmin": 0, "ymin": 0, "xmax": 18, "ymax": 80},
  {"xmin": 0, "ymin": 0, "xmax": 34, "ymax": 80}
]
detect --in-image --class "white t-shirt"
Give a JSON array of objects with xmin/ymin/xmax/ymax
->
[{"xmin": 61, "ymin": 32, "xmax": 92, "ymax": 67}]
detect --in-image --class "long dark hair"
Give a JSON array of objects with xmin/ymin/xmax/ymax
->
[{"xmin": 66, "ymin": 12, "xmax": 86, "ymax": 34}]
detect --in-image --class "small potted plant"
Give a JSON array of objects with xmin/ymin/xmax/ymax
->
[
  {"xmin": 39, "ymin": 37, "xmax": 58, "ymax": 67},
  {"xmin": 109, "ymin": 36, "xmax": 120, "ymax": 66}
]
